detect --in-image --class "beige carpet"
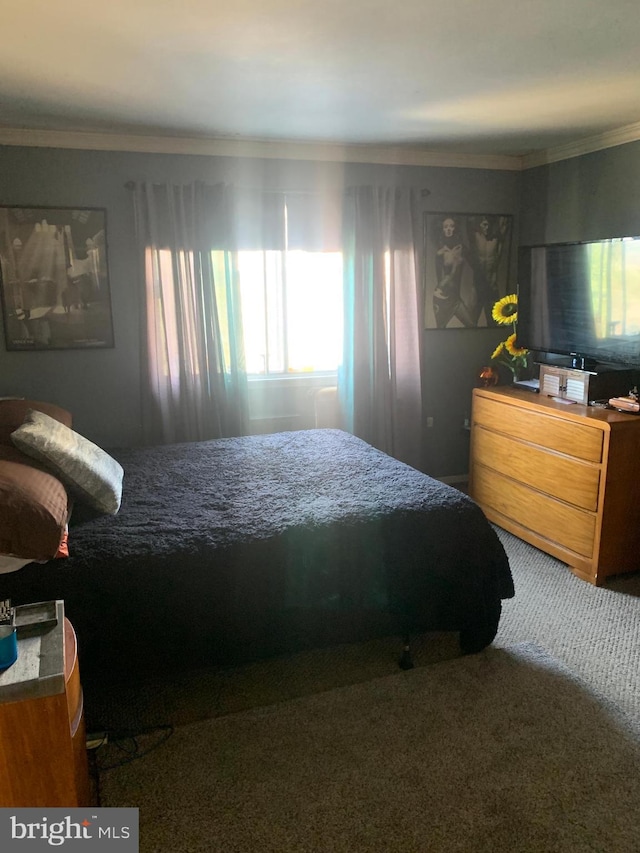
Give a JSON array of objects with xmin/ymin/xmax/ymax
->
[
  {"xmin": 98, "ymin": 642, "xmax": 640, "ymax": 853},
  {"xmin": 493, "ymin": 527, "xmax": 640, "ymax": 723}
]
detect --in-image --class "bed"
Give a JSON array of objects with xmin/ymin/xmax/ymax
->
[{"xmin": 0, "ymin": 404, "xmax": 514, "ymax": 685}]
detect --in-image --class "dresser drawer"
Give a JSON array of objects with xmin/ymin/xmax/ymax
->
[
  {"xmin": 473, "ymin": 395, "xmax": 604, "ymax": 463},
  {"xmin": 472, "ymin": 465, "xmax": 596, "ymax": 558},
  {"xmin": 473, "ymin": 426, "xmax": 601, "ymax": 512}
]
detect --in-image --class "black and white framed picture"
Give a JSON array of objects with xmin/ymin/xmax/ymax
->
[
  {"xmin": 0, "ymin": 205, "xmax": 114, "ymax": 350},
  {"xmin": 423, "ymin": 212, "xmax": 513, "ymax": 329}
]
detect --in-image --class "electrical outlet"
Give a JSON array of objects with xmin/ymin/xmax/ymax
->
[{"xmin": 426, "ymin": 416, "xmax": 434, "ymax": 428}]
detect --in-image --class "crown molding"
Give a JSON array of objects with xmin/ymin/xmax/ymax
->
[
  {"xmin": 3, "ymin": 120, "xmax": 640, "ymax": 172},
  {"xmin": 521, "ymin": 119, "xmax": 640, "ymax": 169},
  {"xmin": 0, "ymin": 126, "xmax": 522, "ymax": 171}
]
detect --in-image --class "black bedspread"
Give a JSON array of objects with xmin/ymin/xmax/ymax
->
[{"xmin": 2, "ymin": 429, "xmax": 513, "ymax": 679}]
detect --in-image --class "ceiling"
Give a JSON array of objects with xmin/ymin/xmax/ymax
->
[{"xmin": 3, "ymin": 0, "xmax": 640, "ymax": 162}]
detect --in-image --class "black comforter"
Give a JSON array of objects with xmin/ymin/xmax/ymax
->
[{"xmin": 2, "ymin": 429, "xmax": 513, "ymax": 679}]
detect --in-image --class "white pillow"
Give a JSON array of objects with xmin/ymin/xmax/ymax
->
[{"xmin": 11, "ymin": 410, "xmax": 124, "ymax": 515}]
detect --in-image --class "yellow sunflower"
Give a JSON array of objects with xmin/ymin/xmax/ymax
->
[
  {"xmin": 491, "ymin": 341, "xmax": 505, "ymax": 359},
  {"xmin": 504, "ymin": 332, "xmax": 528, "ymax": 357},
  {"xmin": 492, "ymin": 294, "xmax": 518, "ymax": 325}
]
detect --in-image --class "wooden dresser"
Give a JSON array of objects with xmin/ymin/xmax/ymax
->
[
  {"xmin": 469, "ymin": 386, "xmax": 640, "ymax": 585},
  {"xmin": 0, "ymin": 602, "xmax": 91, "ymax": 806}
]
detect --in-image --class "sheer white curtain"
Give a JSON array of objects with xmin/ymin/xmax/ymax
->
[
  {"xmin": 133, "ymin": 180, "xmax": 424, "ymax": 458},
  {"xmin": 339, "ymin": 187, "xmax": 424, "ymax": 469},
  {"xmin": 133, "ymin": 181, "xmax": 249, "ymax": 444}
]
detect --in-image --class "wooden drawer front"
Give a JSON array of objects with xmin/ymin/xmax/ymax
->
[
  {"xmin": 473, "ymin": 427, "xmax": 601, "ymax": 512},
  {"xmin": 473, "ymin": 395, "xmax": 604, "ymax": 463},
  {"xmin": 472, "ymin": 466, "xmax": 596, "ymax": 558}
]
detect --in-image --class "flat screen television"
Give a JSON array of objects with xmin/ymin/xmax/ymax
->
[{"xmin": 517, "ymin": 236, "xmax": 640, "ymax": 370}]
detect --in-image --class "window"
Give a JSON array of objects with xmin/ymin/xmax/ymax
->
[{"xmin": 237, "ymin": 249, "xmax": 343, "ymax": 376}]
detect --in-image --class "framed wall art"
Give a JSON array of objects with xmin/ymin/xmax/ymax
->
[
  {"xmin": 0, "ymin": 205, "xmax": 114, "ymax": 350},
  {"xmin": 423, "ymin": 212, "xmax": 513, "ymax": 330}
]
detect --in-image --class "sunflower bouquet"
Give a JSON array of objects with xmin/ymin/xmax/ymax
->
[{"xmin": 490, "ymin": 294, "xmax": 529, "ymax": 378}]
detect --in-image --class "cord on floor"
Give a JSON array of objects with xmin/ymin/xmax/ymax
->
[{"xmin": 90, "ymin": 725, "xmax": 174, "ymax": 772}]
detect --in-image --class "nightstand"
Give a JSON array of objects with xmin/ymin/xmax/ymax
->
[{"xmin": 0, "ymin": 600, "xmax": 91, "ymax": 806}]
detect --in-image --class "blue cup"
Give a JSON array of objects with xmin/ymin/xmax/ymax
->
[{"xmin": 0, "ymin": 627, "xmax": 18, "ymax": 670}]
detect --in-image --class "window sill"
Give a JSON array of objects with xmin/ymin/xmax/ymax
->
[{"xmin": 247, "ymin": 373, "xmax": 337, "ymax": 389}]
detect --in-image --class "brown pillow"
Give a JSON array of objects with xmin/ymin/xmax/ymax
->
[
  {"xmin": 0, "ymin": 399, "xmax": 72, "ymax": 447},
  {"xmin": 0, "ymin": 445, "xmax": 70, "ymax": 560}
]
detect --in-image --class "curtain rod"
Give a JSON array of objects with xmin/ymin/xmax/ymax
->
[{"xmin": 124, "ymin": 181, "xmax": 430, "ymax": 197}]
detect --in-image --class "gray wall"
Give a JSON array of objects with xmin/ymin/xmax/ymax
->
[
  {"xmin": 520, "ymin": 140, "xmax": 640, "ymax": 245},
  {"xmin": 0, "ymin": 144, "xmax": 520, "ymax": 475}
]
